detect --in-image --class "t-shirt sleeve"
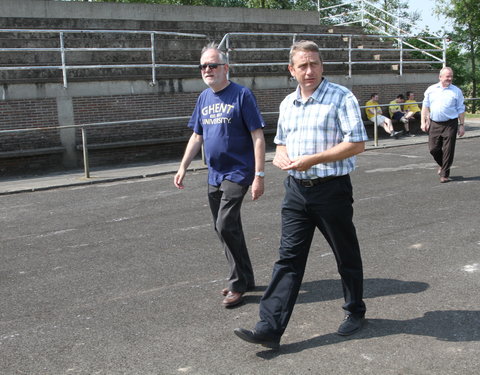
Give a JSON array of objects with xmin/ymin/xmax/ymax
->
[
  {"xmin": 240, "ymin": 89, "xmax": 265, "ymax": 132},
  {"xmin": 187, "ymin": 95, "xmax": 203, "ymax": 135}
]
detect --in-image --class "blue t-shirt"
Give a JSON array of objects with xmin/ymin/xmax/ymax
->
[{"xmin": 188, "ymin": 82, "xmax": 265, "ymax": 186}]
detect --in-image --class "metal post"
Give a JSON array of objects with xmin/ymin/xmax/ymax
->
[
  {"xmin": 442, "ymin": 38, "xmax": 447, "ymax": 67},
  {"xmin": 373, "ymin": 109, "xmax": 378, "ymax": 147},
  {"xmin": 59, "ymin": 32, "xmax": 68, "ymax": 88},
  {"xmin": 150, "ymin": 32, "xmax": 157, "ymax": 86},
  {"xmin": 348, "ymin": 36, "xmax": 352, "ymax": 78},
  {"xmin": 81, "ymin": 127, "xmax": 90, "ymax": 179},
  {"xmin": 399, "ymin": 36, "xmax": 403, "ymax": 76},
  {"xmin": 317, "ymin": 0, "xmax": 321, "ymax": 24},
  {"xmin": 397, "ymin": 6, "xmax": 401, "ymax": 35},
  {"xmin": 361, "ymin": 0, "xmax": 365, "ymax": 27},
  {"xmin": 226, "ymin": 34, "xmax": 230, "ymax": 80}
]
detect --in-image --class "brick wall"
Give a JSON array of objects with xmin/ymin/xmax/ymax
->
[
  {"xmin": 0, "ymin": 98, "xmax": 60, "ymax": 152},
  {"xmin": 72, "ymin": 93, "xmax": 200, "ymax": 144},
  {"xmin": 0, "ymin": 82, "xmax": 433, "ymax": 176}
]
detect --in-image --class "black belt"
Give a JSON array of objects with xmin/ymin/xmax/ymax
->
[
  {"xmin": 292, "ymin": 175, "xmax": 338, "ymax": 187},
  {"xmin": 431, "ymin": 118, "xmax": 457, "ymax": 124}
]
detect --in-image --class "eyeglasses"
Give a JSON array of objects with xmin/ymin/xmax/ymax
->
[{"xmin": 198, "ymin": 63, "xmax": 225, "ymax": 70}]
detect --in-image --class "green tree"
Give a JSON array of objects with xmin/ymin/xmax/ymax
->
[
  {"xmin": 436, "ymin": 0, "xmax": 479, "ymax": 112},
  {"xmin": 315, "ymin": 0, "xmax": 353, "ymax": 26},
  {"xmin": 361, "ymin": 0, "xmax": 420, "ymax": 35},
  {"xmin": 85, "ymin": 0, "xmax": 293, "ymax": 7}
]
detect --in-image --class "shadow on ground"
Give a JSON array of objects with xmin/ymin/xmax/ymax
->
[
  {"xmin": 242, "ymin": 278, "xmax": 429, "ymax": 306},
  {"xmin": 258, "ymin": 310, "xmax": 480, "ymax": 358}
]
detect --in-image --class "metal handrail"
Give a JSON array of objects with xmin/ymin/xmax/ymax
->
[
  {"xmin": 0, "ymin": 28, "xmax": 207, "ymax": 88},
  {"xmin": 1, "ymin": 27, "xmax": 445, "ymax": 87},
  {"xmin": 319, "ymin": 0, "xmax": 445, "ymax": 62},
  {"xmin": 2, "ymin": 100, "xmax": 478, "ymax": 178},
  {"xmin": 218, "ymin": 31, "xmax": 445, "ymax": 78},
  {"xmin": 360, "ymin": 100, "xmax": 480, "ymax": 146}
]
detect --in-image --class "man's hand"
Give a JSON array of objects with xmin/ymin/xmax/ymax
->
[
  {"xmin": 273, "ymin": 146, "xmax": 292, "ymax": 169},
  {"xmin": 174, "ymin": 168, "xmax": 186, "ymax": 189},
  {"xmin": 421, "ymin": 119, "xmax": 430, "ymax": 133},
  {"xmin": 421, "ymin": 107, "xmax": 430, "ymax": 133},
  {"xmin": 173, "ymin": 132, "xmax": 203, "ymax": 189},
  {"xmin": 458, "ymin": 125, "xmax": 465, "ymax": 137},
  {"xmin": 282, "ymin": 155, "xmax": 315, "ymax": 172},
  {"xmin": 251, "ymin": 176, "xmax": 264, "ymax": 200}
]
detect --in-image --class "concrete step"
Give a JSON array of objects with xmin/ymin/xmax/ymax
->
[{"xmin": 0, "ymin": 18, "xmax": 436, "ymax": 84}]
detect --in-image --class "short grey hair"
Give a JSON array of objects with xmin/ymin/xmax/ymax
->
[
  {"xmin": 201, "ymin": 42, "xmax": 227, "ymax": 63},
  {"xmin": 289, "ymin": 40, "xmax": 323, "ymax": 65},
  {"xmin": 439, "ymin": 66, "xmax": 453, "ymax": 76}
]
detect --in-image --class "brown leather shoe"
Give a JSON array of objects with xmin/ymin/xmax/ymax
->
[
  {"xmin": 222, "ymin": 285, "xmax": 255, "ymax": 296},
  {"xmin": 223, "ymin": 291, "xmax": 244, "ymax": 307}
]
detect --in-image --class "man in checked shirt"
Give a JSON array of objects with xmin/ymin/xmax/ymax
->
[{"xmin": 235, "ymin": 40, "xmax": 369, "ymax": 350}]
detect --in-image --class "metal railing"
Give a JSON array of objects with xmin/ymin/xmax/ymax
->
[
  {"xmin": 361, "ymin": 102, "xmax": 403, "ymax": 147},
  {"xmin": 318, "ymin": 0, "xmax": 447, "ymax": 67},
  {"xmin": 362, "ymin": 98, "xmax": 480, "ymax": 146},
  {"xmin": 2, "ymin": 100, "xmax": 478, "ymax": 177},
  {"xmin": 218, "ymin": 31, "xmax": 445, "ymax": 78},
  {"xmin": 0, "ymin": 111, "xmax": 278, "ymax": 178},
  {"xmin": 1, "ymin": 27, "xmax": 445, "ymax": 88},
  {"xmin": 0, "ymin": 115, "xmax": 187, "ymax": 178},
  {"xmin": 0, "ymin": 28, "xmax": 207, "ymax": 88}
]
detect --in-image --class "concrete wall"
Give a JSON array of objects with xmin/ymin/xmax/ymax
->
[{"xmin": 0, "ymin": 0, "xmax": 320, "ymax": 25}]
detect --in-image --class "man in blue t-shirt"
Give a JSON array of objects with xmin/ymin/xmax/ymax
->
[{"xmin": 174, "ymin": 44, "xmax": 266, "ymax": 308}]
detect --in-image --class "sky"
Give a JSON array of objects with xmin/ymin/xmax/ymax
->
[{"xmin": 406, "ymin": 0, "xmax": 450, "ymax": 35}]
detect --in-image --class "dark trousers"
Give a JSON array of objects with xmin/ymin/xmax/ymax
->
[
  {"xmin": 428, "ymin": 119, "xmax": 458, "ymax": 178},
  {"xmin": 255, "ymin": 175, "xmax": 366, "ymax": 337},
  {"xmin": 208, "ymin": 180, "xmax": 254, "ymax": 293}
]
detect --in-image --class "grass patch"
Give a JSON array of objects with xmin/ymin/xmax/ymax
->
[{"xmin": 466, "ymin": 113, "xmax": 480, "ymax": 119}]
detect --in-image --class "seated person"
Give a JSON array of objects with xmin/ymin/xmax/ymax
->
[
  {"xmin": 389, "ymin": 94, "xmax": 414, "ymax": 136},
  {"xmin": 404, "ymin": 91, "xmax": 421, "ymax": 120},
  {"xmin": 365, "ymin": 93, "xmax": 401, "ymax": 138}
]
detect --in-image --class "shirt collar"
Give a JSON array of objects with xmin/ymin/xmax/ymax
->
[
  {"xmin": 435, "ymin": 82, "xmax": 452, "ymax": 90},
  {"xmin": 293, "ymin": 77, "xmax": 328, "ymax": 104}
]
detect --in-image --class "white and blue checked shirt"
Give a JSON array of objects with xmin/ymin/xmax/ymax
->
[{"xmin": 274, "ymin": 78, "xmax": 368, "ymax": 179}]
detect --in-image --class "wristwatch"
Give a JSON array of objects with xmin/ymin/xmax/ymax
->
[{"xmin": 255, "ymin": 171, "xmax": 265, "ymax": 177}]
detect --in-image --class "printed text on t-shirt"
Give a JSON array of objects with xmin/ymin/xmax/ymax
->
[{"xmin": 201, "ymin": 103, "xmax": 234, "ymax": 125}]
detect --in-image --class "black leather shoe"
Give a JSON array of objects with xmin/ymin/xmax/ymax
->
[
  {"xmin": 234, "ymin": 328, "xmax": 280, "ymax": 350},
  {"xmin": 337, "ymin": 315, "xmax": 365, "ymax": 336}
]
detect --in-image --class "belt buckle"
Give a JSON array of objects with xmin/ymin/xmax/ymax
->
[{"xmin": 302, "ymin": 179, "xmax": 315, "ymax": 187}]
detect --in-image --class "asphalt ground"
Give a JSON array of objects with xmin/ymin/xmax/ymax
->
[{"xmin": 1, "ymin": 129, "xmax": 480, "ymax": 374}]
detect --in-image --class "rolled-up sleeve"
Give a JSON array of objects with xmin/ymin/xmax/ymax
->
[
  {"xmin": 338, "ymin": 93, "xmax": 369, "ymax": 143},
  {"xmin": 274, "ymin": 97, "xmax": 288, "ymax": 145}
]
